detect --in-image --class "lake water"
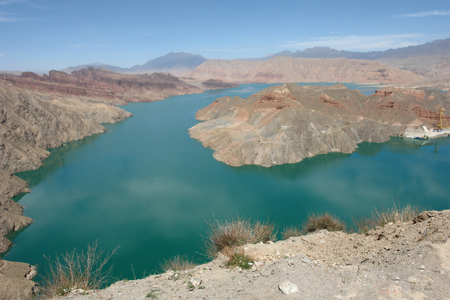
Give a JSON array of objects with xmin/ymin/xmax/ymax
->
[{"xmin": 4, "ymin": 83, "xmax": 450, "ymax": 282}]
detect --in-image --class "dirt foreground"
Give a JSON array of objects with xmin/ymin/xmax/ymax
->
[{"xmin": 56, "ymin": 210, "xmax": 450, "ymax": 300}]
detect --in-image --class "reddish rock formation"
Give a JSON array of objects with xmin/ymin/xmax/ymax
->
[
  {"xmin": 1, "ymin": 67, "xmax": 204, "ymax": 105},
  {"xmin": 366, "ymin": 88, "xmax": 450, "ymax": 125}
]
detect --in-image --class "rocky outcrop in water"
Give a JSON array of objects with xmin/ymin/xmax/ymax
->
[
  {"xmin": 2, "ymin": 67, "xmax": 204, "ymax": 105},
  {"xmin": 189, "ymin": 84, "xmax": 449, "ymax": 167}
]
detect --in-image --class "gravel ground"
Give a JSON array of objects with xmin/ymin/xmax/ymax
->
[{"xmin": 55, "ymin": 210, "xmax": 449, "ymax": 300}]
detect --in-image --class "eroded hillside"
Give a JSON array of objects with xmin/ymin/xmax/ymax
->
[
  {"xmin": 190, "ymin": 84, "xmax": 450, "ymax": 167},
  {"xmin": 187, "ymin": 57, "xmax": 426, "ymax": 84}
]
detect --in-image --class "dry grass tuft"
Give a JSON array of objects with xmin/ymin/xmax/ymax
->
[
  {"xmin": 281, "ymin": 226, "xmax": 303, "ymax": 239},
  {"xmin": 354, "ymin": 204, "xmax": 422, "ymax": 233},
  {"xmin": 204, "ymin": 217, "xmax": 276, "ymax": 257},
  {"xmin": 160, "ymin": 255, "xmax": 197, "ymax": 272},
  {"xmin": 253, "ymin": 220, "xmax": 277, "ymax": 243},
  {"xmin": 303, "ymin": 212, "xmax": 345, "ymax": 234},
  {"xmin": 41, "ymin": 241, "xmax": 118, "ymax": 297}
]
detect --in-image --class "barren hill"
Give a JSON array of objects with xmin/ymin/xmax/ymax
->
[
  {"xmin": 187, "ymin": 57, "xmax": 426, "ymax": 84},
  {"xmin": 1, "ymin": 67, "xmax": 203, "ymax": 105},
  {"xmin": 128, "ymin": 52, "xmax": 207, "ymax": 76},
  {"xmin": 249, "ymin": 39, "xmax": 450, "ymax": 81},
  {"xmin": 189, "ymin": 84, "xmax": 449, "ymax": 167}
]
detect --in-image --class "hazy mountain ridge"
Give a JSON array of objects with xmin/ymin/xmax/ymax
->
[
  {"xmin": 62, "ymin": 63, "xmax": 128, "ymax": 74},
  {"xmin": 252, "ymin": 38, "xmax": 450, "ymax": 61},
  {"xmin": 62, "ymin": 52, "xmax": 207, "ymax": 76},
  {"xmin": 128, "ymin": 52, "xmax": 207, "ymax": 74},
  {"xmin": 58, "ymin": 39, "xmax": 449, "ymax": 80}
]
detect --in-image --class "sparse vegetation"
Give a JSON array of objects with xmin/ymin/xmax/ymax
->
[
  {"xmin": 160, "ymin": 255, "xmax": 197, "ymax": 272},
  {"xmin": 353, "ymin": 204, "xmax": 422, "ymax": 233},
  {"xmin": 146, "ymin": 288, "xmax": 160, "ymax": 299},
  {"xmin": 204, "ymin": 217, "xmax": 276, "ymax": 257},
  {"xmin": 186, "ymin": 281, "xmax": 195, "ymax": 291},
  {"xmin": 222, "ymin": 247, "xmax": 254, "ymax": 270},
  {"xmin": 281, "ymin": 226, "xmax": 303, "ymax": 239},
  {"xmin": 41, "ymin": 241, "xmax": 118, "ymax": 297},
  {"xmin": 303, "ymin": 212, "xmax": 346, "ymax": 233},
  {"xmin": 253, "ymin": 220, "xmax": 277, "ymax": 243}
]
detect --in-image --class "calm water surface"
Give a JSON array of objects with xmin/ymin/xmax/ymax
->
[{"xmin": 4, "ymin": 83, "xmax": 450, "ymax": 281}]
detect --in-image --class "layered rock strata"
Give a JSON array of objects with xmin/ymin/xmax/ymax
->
[
  {"xmin": 189, "ymin": 84, "xmax": 449, "ymax": 167},
  {"xmin": 2, "ymin": 67, "xmax": 204, "ymax": 105}
]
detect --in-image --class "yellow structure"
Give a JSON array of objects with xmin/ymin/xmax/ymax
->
[{"xmin": 437, "ymin": 107, "xmax": 449, "ymax": 129}]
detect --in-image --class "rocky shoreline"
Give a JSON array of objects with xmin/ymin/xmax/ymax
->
[
  {"xmin": 0, "ymin": 80, "xmax": 133, "ymax": 298},
  {"xmin": 52, "ymin": 210, "xmax": 450, "ymax": 300}
]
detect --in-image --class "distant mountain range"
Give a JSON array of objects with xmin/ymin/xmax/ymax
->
[
  {"xmin": 62, "ymin": 52, "xmax": 207, "ymax": 76},
  {"xmin": 128, "ymin": 52, "xmax": 207, "ymax": 74},
  {"xmin": 61, "ymin": 38, "xmax": 449, "ymax": 80},
  {"xmin": 248, "ymin": 38, "xmax": 450, "ymax": 61}
]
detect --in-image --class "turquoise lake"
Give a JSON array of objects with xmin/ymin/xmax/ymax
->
[{"xmin": 4, "ymin": 83, "xmax": 450, "ymax": 282}]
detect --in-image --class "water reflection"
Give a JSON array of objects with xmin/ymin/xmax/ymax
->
[
  {"xmin": 5, "ymin": 84, "xmax": 449, "ymax": 282},
  {"xmin": 231, "ymin": 152, "xmax": 350, "ymax": 180},
  {"xmin": 15, "ymin": 133, "xmax": 103, "ymax": 188}
]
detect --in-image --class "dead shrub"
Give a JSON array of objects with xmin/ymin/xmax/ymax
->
[
  {"xmin": 303, "ymin": 212, "xmax": 345, "ymax": 233},
  {"xmin": 281, "ymin": 226, "xmax": 303, "ymax": 239},
  {"xmin": 253, "ymin": 220, "xmax": 277, "ymax": 243},
  {"xmin": 160, "ymin": 255, "xmax": 197, "ymax": 272},
  {"xmin": 41, "ymin": 241, "xmax": 118, "ymax": 297},
  {"xmin": 354, "ymin": 204, "xmax": 422, "ymax": 233},
  {"xmin": 204, "ymin": 217, "xmax": 276, "ymax": 257}
]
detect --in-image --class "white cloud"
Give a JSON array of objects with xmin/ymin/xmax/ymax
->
[
  {"xmin": 399, "ymin": 10, "xmax": 450, "ymax": 17},
  {"xmin": 0, "ymin": 11, "xmax": 21, "ymax": 21},
  {"xmin": 0, "ymin": 53, "xmax": 6, "ymax": 57},
  {"xmin": 0, "ymin": 0, "xmax": 26, "ymax": 5},
  {"xmin": 281, "ymin": 34, "xmax": 427, "ymax": 52}
]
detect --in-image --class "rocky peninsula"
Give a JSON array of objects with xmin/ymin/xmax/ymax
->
[{"xmin": 189, "ymin": 83, "xmax": 449, "ymax": 167}]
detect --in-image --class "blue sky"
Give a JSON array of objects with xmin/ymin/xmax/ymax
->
[{"xmin": 0, "ymin": 0, "xmax": 449, "ymax": 71}]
